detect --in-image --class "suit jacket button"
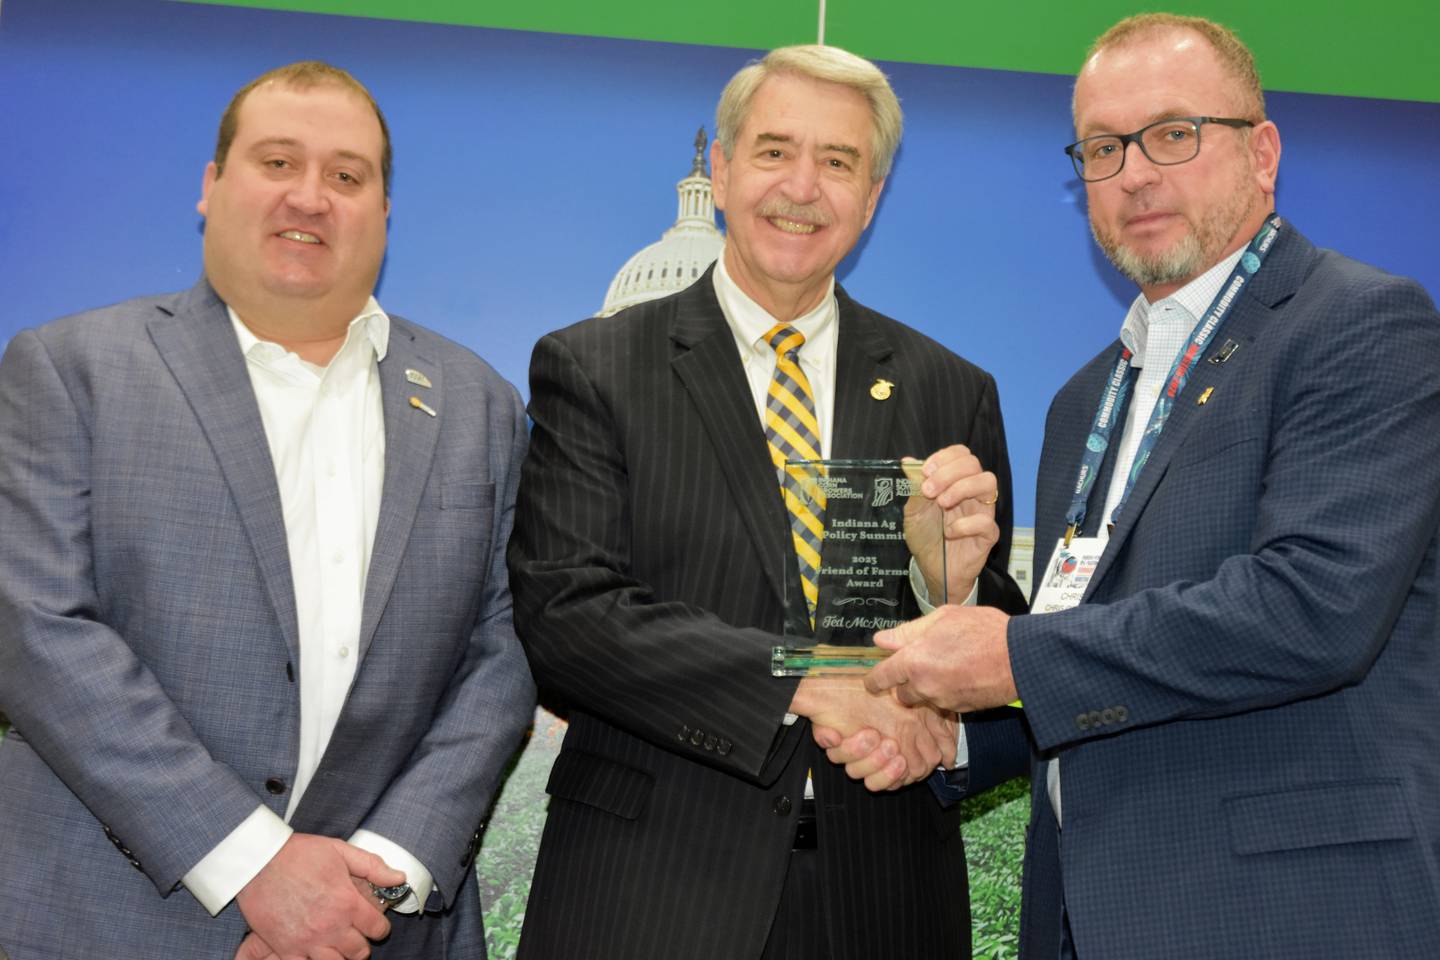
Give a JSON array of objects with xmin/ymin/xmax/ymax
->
[
  {"xmin": 677, "ymin": 724, "xmax": 691, "ymax": 743},
  {"xmin": 1115, "ymin": 705, "xmax": 1129, "ymax": 722},
  {"xmin": 716, "ymin": 739, "xmax": 732, "ymax": 756},
  {"xmin": 689, "ymin": 729, "xmax": 705, "ymax": 747},
  {"xmin": 265, "ymin": 777, "xmax": 287, "ymax": 795},
  {"xmin": 773, "ymin": 795, "xmax": 792, "ymax": 816},
  {"xmin": 1100, "ymin": 708, "xmax": 1116, "ymax": 725},
  {"xmin": 1075, "ymin": 713, "xmax": 1090, "ymax": 731},
  {"xmin": 703, "ymin": 734, "xmax": 717, "ymax": 751}
]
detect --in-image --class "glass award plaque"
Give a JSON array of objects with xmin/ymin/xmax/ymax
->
[{"xmin": 771, "ymin": 459, "xmax": 944, "ymax": 676}]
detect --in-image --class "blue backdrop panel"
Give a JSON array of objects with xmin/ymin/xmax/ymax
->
[{"xmin": 2, "ymin": 0, "xmax": 1437, "ymax": 524}]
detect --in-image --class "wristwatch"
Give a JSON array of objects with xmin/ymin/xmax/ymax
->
[{"xmin": 369, "ymin": 881, "xmax": 413, "ymax": 907}]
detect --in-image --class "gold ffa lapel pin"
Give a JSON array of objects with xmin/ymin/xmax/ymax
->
[
  {"xmin": 405, "ymin": 368, "xmax": 433, "ymax": 388},
  {"xmin": 409, "ymin": 396, "xmax": 437, "ymax": 417},
  {"xmin": 870, "ymin": 378, "xmax": 894, "ymax": 401}
]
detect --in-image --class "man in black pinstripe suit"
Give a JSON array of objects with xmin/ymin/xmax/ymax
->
[{"xmin": 509, "ymin": 44, "xmax": 1027, "ymax": 960}]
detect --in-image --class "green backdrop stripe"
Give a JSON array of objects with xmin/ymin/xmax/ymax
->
[
  {"xmin": 170, "ymin": 0, "xmax": 1439, "ymax": 104},
  {"xmin": 170, "ymin": 0, "xmax": 819, "ymax": 52},
  {"xmin": 825, "ymin": 0, "xmax": 1440, "ymax": 105}
]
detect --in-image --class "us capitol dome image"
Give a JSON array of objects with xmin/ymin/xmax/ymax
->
[{"xmin": 599, "ymin": 127, "xmax": 725, "ymax": 317}]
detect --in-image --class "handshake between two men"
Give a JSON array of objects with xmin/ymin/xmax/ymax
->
[{"xmin": 786, "ymin": 444, "xmax": 1023, "ymax": 794}]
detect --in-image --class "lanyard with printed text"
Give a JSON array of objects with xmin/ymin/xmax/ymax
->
[{"xmin": 1064, "ymin": 213, "xmax": 1283, "ymax": 545}]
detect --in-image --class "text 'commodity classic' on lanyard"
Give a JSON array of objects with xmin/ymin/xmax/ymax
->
[{"xmin": 1064, "ymin": 214, "xmax": 1283, "ymax": 546}]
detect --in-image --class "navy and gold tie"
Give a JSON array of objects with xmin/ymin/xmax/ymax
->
[{"xmin": 763, "ymin": 323, "xmax": 826, "ymax": 622}]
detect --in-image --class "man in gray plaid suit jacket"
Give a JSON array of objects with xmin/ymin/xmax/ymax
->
[
  {"xmin": 863, "ymin": 13, "xmax": 1440, "ymax": 959},
  {"xmin": 0, "ymin": 62, "xmax": 533, "ymax": 958}
]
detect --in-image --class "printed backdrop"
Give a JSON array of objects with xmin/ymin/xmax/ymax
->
[{"xmin": 2, "ymin": 1, "xmax": 1437, "ymax": 956}]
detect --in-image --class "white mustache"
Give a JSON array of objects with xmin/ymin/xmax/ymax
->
[{"xmin": 757, "ymin": 200, "xmax": 831, "ymax": 227}]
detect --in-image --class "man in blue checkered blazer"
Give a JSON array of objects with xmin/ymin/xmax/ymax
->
[{"xmin": 862, "ymin": 13, "xmax": 1440, "ymax": 959}]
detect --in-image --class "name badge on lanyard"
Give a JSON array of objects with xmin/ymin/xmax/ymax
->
[{"xmin": 1032, "ymin": 537, "xmax": 1105, "ymax": 614}]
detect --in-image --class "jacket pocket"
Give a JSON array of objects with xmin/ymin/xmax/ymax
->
[
  {"xmin": 546, "ymin": 749, "xmax": 654, "ymax": 821},
  {"xmin": 1224, "ymin": 779, "xmax": 1413, "ymax": 855},
  {"xmin": 1171, "ymin": 427, "xmax": 1261, "ymax": 468}
]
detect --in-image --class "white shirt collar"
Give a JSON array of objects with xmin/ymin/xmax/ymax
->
[
  {"xmin": 1118, "ymin": 247, "xmax": 1246, "ymax": 367},
  {"xmin": 712, "ymin": 252, "xmax": 837, "ymax": 352},
  {"xmin": 228, "ymin": 296, "xmax": 391, "ymax": 368}
]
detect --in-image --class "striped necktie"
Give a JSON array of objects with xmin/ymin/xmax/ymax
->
[{"xmin": 763, "ymin": 323, "xmax": 826, "ymax": 621}]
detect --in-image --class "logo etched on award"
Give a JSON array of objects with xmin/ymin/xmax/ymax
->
[{"xmin": 771, "ymin": 459, "xmax": 944, "ymax": 676}]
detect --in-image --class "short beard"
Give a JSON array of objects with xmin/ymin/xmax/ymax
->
[
  {"xmin": 1091, "ymin": 154, "xmax": 1261, "ymax": 290},
  {"xmin": 1097, "ymin": 226, "xmax": 1207, "ymax": 289}
]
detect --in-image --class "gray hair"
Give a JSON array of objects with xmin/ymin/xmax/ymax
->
[{"xmin": 714, "ymin": 44, "xmax": 902, "ymax": 183}]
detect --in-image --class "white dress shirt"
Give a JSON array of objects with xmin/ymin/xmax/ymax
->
[
  {"xmin": 1046, "ymin": 247, "xmax": 1246, "ymax": 825},
  {"xmin": 182, "ymin": 299, "xmax": 432, "ymax": 915},
  {"xmin": 715, "ymin": 254, "xmax": 839, "ymax": 458}
]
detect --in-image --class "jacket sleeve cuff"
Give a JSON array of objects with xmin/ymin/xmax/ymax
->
[{"xmin": 909, "ymin": 557, "xmax": 979, "ymax": 613}]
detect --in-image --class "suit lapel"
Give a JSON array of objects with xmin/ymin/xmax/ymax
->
[
  {"xmin": 357, "ymin": 319, "xmax": 441, "ymax": 660},
  {"xmin": 669, "ymin": 272, "xmax": 792, "ymax": 611},
  {"xmin": 829, "ymin": 288, "xmax": 898, "ymax": 460},
  {"xmin": 1086, "ymin": 226, "xmax": 1312, "ymax": 594},
  {"xmin": 147, "ymin": 281, "xmax": 300, "ymax": 660}
]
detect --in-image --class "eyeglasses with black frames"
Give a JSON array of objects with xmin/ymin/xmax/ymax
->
[{"xmin": 1064, "ymin": 116, "xmax": 1255, "ymax": 182}]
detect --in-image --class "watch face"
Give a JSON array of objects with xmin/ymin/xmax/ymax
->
[{"xmin": 372, "ymin": 882, "xmax": 412, "ymax": 903}]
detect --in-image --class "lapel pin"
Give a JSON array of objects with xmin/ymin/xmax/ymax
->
[
  {"xmin": 405, "ymin": 368, "xmax": 433, "ymax": 388},
  {"xmin": 870, "ymin": 378, "xmax": 894, "ymax": 401},
  {"xmin": 1209, "ymin": 340, "xmax": 1240, "ymax": 365},
  {"xmin": 1196, "ymin": 386, "xmax": 1214, "ymax": 406},
  {"xmin": 409, "ymin": 396, "xmax": 437, "ymax": 417}
]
